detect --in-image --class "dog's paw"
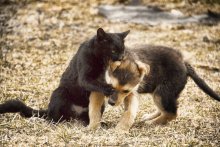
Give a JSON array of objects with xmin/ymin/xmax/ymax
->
[
  {"xmin": 143, "ymin": 117, "xmax": 168, "ymax": 125},
  {"xmin": 141, "ymin": 112, "xmax": 161, "ymax": 122},
  {"xmin": 87, "ymin": 123, "xmax": 101, "ymax": 130},
  {"xmin": 141, "ymin": 114, "xmax": 154, "ymax": 121}
]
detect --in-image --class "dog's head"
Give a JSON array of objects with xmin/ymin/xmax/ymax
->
[
  {"xmin": 94, "ymin": 28, "xmax": 130, "ymax": 61},
  {"xmin": 106, "ymin": 58, "xmax": 150, "ymax": 106}
]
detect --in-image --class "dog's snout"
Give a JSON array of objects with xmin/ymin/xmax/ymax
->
[
  {"xmin": 108, "ymin": 98, "xmax": 116, "ymax": 106},
  {"xmin": 108, "ymin": 92, "xmax": 118, "ymax": 106}
]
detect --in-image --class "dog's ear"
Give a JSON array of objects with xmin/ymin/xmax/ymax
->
[
  {"xmin": 109, "ymin": 61, "xmax": 121, "ymax": 71},
  {"xmin": 118, "ymin": 30, "xmax": 130, "ymax": 40},
  {"xmin": 97, "ymin": 28, "xmax": 107, "ymax": 41},
  {"xmin": 135, "ymin": 60, "xmax": 150, "ymax": 79}
]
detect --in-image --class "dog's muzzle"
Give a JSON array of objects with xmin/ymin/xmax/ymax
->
[
  {"xmin": 108, "ymin": 98, "xmax": 116, "ymax": 106},
  {"xmin": 108, "ymin": 92, "xmax": 118, "ymax": 106}
]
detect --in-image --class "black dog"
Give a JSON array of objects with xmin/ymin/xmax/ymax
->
[{"xmin": 0, "ymin": 28, "xmax": 130, "ymax": 125}]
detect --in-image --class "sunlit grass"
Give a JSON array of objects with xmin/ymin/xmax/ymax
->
[{"xmin": 0, "ymin": 0, "xmax": 219, "ymax": 146}]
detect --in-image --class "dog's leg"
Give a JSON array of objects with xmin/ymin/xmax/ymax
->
[
  {"xmin": 116, "ymin": 93, "xmax": 139, "ymax": 132},
  {"xmin": 150, "ymin": 111, "xmax": 176, "ymax": 125},
  {"xmin": 141, "ymin": 109, "xmax": 161, "ymax": 121},
  {"xmin": 149, "ymin": 95, "xmax": 176, "ymax": 125},
  {"xmin": 88, "ymin": 92, "xmax": 105, "ymax": 130}
]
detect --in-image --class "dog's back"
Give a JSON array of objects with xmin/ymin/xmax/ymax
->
[
  {"xmin": 130, "ymin": 45, "xmax": 187, "ymax": 94},
  {"xmin": 110, "ymin": 45, "xmax": 219, "ymax": 125}
]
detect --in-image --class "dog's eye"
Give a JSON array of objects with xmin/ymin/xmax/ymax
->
[
  {"xmin": 122, "ymin": 90, "xmax": 129, "ymax": 93},
  {"xmin": 112, "ymin": 50, "xmax": 117, "ymax": 54},
  {"xmin": 103, "ymin": 39, "xmax": 108, "ymax": 43}
]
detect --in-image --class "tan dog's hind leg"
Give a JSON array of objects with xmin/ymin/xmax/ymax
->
[
  {"xmin": 150, "ymin": 111, "xmax": 176, "ymax": 125},
  {"xmin": 88, "ymin": 92, "xmax": 105, "ymax": 130},
  {"xmin": 116, "ymin": 93, "xmax": 139, "ymax": 132},
  {"xmin": 141, "ymin": 110, "xmax": 161, "ymax": 121},
  {"xmin": 148, "ymin": 95, "xmax": 176, "ymax": 125}
]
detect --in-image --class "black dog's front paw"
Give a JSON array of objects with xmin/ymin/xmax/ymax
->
[{"xmin": 102, "ymin": 84, "xmax": 115, "ymax": 96}]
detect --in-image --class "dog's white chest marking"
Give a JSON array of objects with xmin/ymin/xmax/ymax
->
[{"xmin": 71, "ymin": 104, "xmax": 88, "ymax": 115}]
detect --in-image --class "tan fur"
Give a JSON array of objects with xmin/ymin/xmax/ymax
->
[
  {"xmin": 135, "ymin": 60, "xmax": 150, "ymax": 77},
  {"xmin": 115, "ymin": 93, "xmax": 139, "ymax": 132},
  {"xmin": 87, "ymin": 59, "xmax": 150, "ymax": 131},
  {"xmin": 109, "ymin": 76, "xmax": 119, "ymax": 89},
  {"xmin": 109, "ymin": 60, "xmax": 121, "ymax": 71},
  {"xmin": 142, "ymin": 95, "xmax": 176, "ymax": 124},
  {"xmin": 110, "ymin": 58, "xmax": 177, "ymax": 126},
  {"xmin": 109, "ymin": 60, "xmax": 149, "ymax": 107},
  {"xmin": 119, "ymin": 60, "xmax": 133, "ymax": 69},
  {"xmin": 149, "ymin": 112, "xmax": 176, "ymax": 125},
  {"xmin": 142, "ymin": 110, "xmax": 161, "ymax": 121},
  {"xmin": 88, "ymin": 92, "xmax": 105, "ymax": 130},
  {"xmin": 113, "ymin": 84, "xmax": 134, "ymax": 106},
  {"xmin": 153, "ymin": 95, "xmax": 164, "ymax": 112},
  {"xmin": 107, "ymin": 58, "xmax": 179, "ymax": 131},
  {"xmin": 106, "ymin": 45, "xmax": 218, "ymax": 129},
  {"xmin": 114, "ymin": 92, "xmax": 130, "ymax": 106},
  {"xmin": 106, "ymin": 59, "xmax": 150, "ymax": 131}
]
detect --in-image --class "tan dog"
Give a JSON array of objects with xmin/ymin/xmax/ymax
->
[{"xmin": 88, "ymin": 58, "xmax": 149, "ymax": 132}]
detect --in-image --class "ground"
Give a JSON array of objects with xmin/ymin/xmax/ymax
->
[{"xmin": 0, "ymin": 0, "xmax": 220, "ymax": 146}]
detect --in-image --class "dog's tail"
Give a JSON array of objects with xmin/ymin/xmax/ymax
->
[
  {"xmin": 0, "ymin": 99, "xmax": 47, "ymax": 118},
  {"xmin": 185, "ymin": 62, "xmax": 220, "ymax": 101}
]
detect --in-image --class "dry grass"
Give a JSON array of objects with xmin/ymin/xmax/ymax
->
[{"xmin": 0, "ymin": 0, "xmax": 220, "ymax": 146}]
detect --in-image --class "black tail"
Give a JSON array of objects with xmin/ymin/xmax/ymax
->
[
  {"xmin": 0, "ymin": 99, "xmax": 47, "ymax": 118},
  {"xmin": 185, "ymin": 62, "xmax": 220, "ymax": 101}
]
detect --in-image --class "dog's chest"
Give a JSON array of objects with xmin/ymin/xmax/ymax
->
[{"xmin": 71, "ymin": 104, "xmax": 88, "ymax": 115}]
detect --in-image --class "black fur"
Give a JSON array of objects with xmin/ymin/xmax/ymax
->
[
  {"xmin": 185, "ymin": 62, "xmax": 220, "ymax": 101},
  {"xmin": 0, "ymin": 28, "xmax": 129, "ymax": 125},
  {"xmin": 130, "ymin": 45, "xmax": 219, "ymax": 114},
  {"xmin": 0, "ymin": 99, "xmax": 47, "ymax": 118}
]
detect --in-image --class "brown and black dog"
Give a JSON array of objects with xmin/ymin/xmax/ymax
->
[
  {"xmin": 88, "ymin": 58, "xmax": 149, "ymax": 130},
  {"xmin": 89, "ymin": 45, "xmax": 220, "ymax": 132}
]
